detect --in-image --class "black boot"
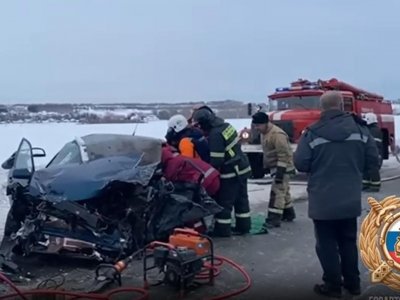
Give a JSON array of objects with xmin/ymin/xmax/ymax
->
[
  {"xmin": 314, "ymin": 284, "xmax": 342, "ymax": 298},
  {"xmin": 232, "ymin": 217, "xmax": 251, "ymax": 235},
  {"xmin": 282, "ymin": 207, "xmax": 296, "ymax": 222},
  {"xmin": 212, "ymin": 222, "xmax": 232, "ymax": 237},
  {"xmin": 263, "ymin": 212, "xmax": 282, "ymax": 228},
  {"xmin": 343, "ymin": 284, "xmax": 361, "ymax": 296}
]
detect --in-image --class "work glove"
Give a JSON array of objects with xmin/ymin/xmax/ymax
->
[{"xmin": 274, "ymin": 166, "xmax": 286, "ymax": 184}]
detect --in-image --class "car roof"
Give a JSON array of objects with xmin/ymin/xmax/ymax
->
[{"xmin": 79, "ymin": 134, "xmax": 162, "ymax": 165}]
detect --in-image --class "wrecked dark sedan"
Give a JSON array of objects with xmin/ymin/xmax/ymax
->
[{"xmin": 0, "ymin": 134, "xmax": 221, "ymax": 263}]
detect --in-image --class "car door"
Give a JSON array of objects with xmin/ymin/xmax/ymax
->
[
  {"xmin": 6, "ymin": 138, "xmax": 35, "ymax": 198},
  {"xmin": 2, "ymin": 139, "xmax": 47, "ymax": 238}
]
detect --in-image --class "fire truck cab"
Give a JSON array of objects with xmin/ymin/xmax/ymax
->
[{"xmin": 240, "ymin": 78, "xmax": 395, "ymax": 178}]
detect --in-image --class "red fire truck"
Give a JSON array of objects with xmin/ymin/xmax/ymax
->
[{"xmin": 240, "ymin": 78, "xmax": 395, "ymax": 178}]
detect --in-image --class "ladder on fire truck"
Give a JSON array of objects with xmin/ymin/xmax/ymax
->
[{"xmin": 291, "ymin": 78, "xmax": 385, "ymax": 101}]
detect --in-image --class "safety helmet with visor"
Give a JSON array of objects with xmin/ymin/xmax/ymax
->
[{"xmin": 363, "ymin": 112, "xmax": 378, "ymax": 125}]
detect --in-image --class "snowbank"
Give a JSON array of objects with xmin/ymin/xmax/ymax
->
[{"xmin": 77, "ymin": 108, "xmax": 153, "ymax": 118}]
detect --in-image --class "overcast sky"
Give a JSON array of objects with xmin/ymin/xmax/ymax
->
[{"xmin": 0, "ymin": 0, "xmax": 399, "ymax": 104}]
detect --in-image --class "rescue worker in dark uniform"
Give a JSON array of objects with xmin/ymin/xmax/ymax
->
[
  {"xmin": 362, "ymin": 112, "xmax": 383, "ymax": 192},
  {"xmin": 191, "ymin": 107, "xmax": 252, "ymax": 237},
  {"xmin": 294, "ymin": 91, "xmax": 380, "ymax": 298}
]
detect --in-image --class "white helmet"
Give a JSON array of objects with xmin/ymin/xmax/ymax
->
[
  {"xmin": 168, "ymin": 114, "xmax": 188, "ymax": 133},
  {"xmin": 363, "ymin": 112, "xmax": 378, "ymax": 125}
]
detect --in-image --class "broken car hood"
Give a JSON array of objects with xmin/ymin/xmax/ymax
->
[
  {"xmin": 29, "ymin": 156, "xmax": 158, "ymax": 202},
  {"xmin": 29, "ymin": 135, "xmax": 163, "ymax": 202}
]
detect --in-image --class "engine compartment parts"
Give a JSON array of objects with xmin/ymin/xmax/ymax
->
[{"xmin": 0, "ymin": 135, "xmax": 222, "ymax": 274}]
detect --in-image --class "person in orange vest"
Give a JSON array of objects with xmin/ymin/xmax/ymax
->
[{"xmin": 165, "ymin": 114, "xmax": 210, "ymax": 162}]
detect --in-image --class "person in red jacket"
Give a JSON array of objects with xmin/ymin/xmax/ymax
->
[{"xmin": 161, "ymin": 145, "xmax": 220, "ymax": 197}]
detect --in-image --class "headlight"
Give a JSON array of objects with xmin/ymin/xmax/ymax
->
[{"xmin": 241, "ymin": 132, "xmax": 250, "ymax": 139}]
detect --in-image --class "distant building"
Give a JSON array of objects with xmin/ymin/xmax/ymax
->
[{"xmin": 27, "ymin": 104, "xmax": 74, "ymax": 114}]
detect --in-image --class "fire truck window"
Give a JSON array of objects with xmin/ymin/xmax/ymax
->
[
  {"xmin": 343, "ymin": 97, "xmax": 353, "ymax": 112},
  {"xmin": 269, "ymin": 96, "xmax": 320, "ymax": 111}
]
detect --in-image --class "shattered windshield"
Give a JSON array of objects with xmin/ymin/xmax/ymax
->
[
  {"xmin": 47, "ymin": 141, "xmax": 82, "ymax": 167},
  {"xmin": 269, "ymin": 96, "xmax": 320, "ymax": 111}
]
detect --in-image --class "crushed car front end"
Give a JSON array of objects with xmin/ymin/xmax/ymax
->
[{"xmin": 1, "ymin": 134, "xmax": 222, "ymax": 265}]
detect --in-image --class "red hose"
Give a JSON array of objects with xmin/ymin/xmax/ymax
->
[
  {"xmin": 0, "ymin": 272, "xmax": 29, "ymax": 300},
  {"xmin": 0, "ymin": 272, "xmax": 149, "ymax": 300},
  {"xmin": 205, "ymin": 256, "xmax": 252, "ymax": 300},
  {"xmin": 195, "ymin": 257, "xmax": 223, "ymax": 280},
  {"xmin": 0, "ymin": 255, "xmax": 251, "ymax": 300}
]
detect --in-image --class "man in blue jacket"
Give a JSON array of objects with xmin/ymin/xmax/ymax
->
[{"xmin": 293, "ymin": 91, "xmax": 380, "ymax": 298}]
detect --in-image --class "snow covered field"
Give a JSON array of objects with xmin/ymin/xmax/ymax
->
[{"xmin": 1, "ymin": 116, "xmax": 400, "ymax": 226}]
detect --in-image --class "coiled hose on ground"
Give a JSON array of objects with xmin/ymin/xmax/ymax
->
[{"xmin": 0, "ymin": 255, "xmax": 251, "ymax": 300}]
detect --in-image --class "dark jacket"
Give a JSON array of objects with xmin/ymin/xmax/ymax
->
[
  {"xmin": 208, "ymin": 116, "xmax": 251, "ymax": 179},
  {"xmin": 367, "ymin": 123, "xmax": 383, "ymax": 159},
  {"xmin": 293, "ymin": 110, "xmax": 380, "ymax": 220}
]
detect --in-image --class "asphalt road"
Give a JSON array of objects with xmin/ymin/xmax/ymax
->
[{"xmin": 2, "ymin": 179, "xmax": 400, "ymax": 299}]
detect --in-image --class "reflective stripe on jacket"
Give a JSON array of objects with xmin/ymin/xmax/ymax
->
[
  {"xmin": 293, "ymin": 110, "xmax": 380, "ymax": 220},
  {"xmin": 207, "ymin": 119, "xmax": 251, "ymax": 179}
]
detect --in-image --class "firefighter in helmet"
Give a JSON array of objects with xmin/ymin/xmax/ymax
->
[
  {"xmin": 165, "ymin": 114, "xmax": 210, "ymax": 163},
  {"xmin": 191, "ymin": 107, "xmax": 252, "ymax": 237},
  {"xmin": 251, "ymin": 111, "xmax": 296, "ymax": 230},
  {"xmin": 362, "ymin": 112, "xmax": 382, "ymax": 192}
]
